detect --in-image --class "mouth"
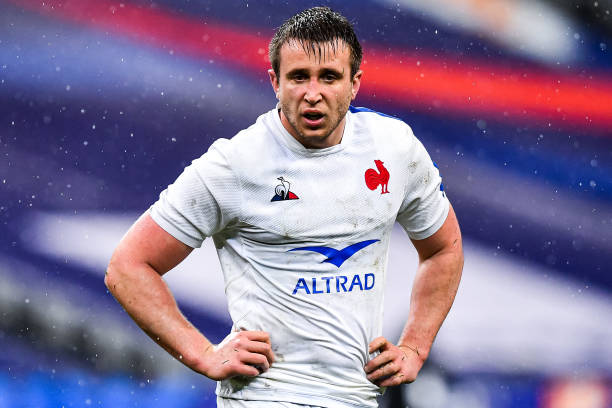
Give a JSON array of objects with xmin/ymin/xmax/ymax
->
[{"xmin": 302, "ymin": 111, "xmax": 325, "ymax": 127}]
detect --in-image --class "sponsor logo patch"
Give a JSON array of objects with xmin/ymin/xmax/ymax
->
[{"xmin": 288, "ymin": 239, "xmax": 379, "ymax": 268}]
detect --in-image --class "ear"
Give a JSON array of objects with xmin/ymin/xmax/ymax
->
[
  {"xmin": 351, "ymin": 70, "xmax": 362, "ymax": 100},
  {"xmin": 268, "ymin": 69, "xmax": 280, "ymax": 99}
]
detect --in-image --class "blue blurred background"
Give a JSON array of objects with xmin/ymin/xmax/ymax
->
[{"xmin": 1, "ymin": 0, "xmax": 611, "ymax": 407}]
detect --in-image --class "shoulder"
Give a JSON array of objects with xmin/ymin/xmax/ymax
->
[
  {"xmin": 349, "ymin": 105, "xmax": 419, "ymax": 151},
  {"xmin": 214, "ymin": 109, "xmax": 279, "ymax": 158},
  {"xmin": 194, "ymin": 109, "xmax": 277, "ymax": 167}
]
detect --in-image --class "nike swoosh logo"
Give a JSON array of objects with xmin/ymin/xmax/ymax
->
[{"xmin": 288, "ymin": 239, "xmax": 380, "ymax": 268}]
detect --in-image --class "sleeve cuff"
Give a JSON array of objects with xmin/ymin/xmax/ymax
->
[
  {"xmin": 149, "ymin": 206, "xmax": 204, "ymax": 249},
  {"xmin": 404, "ymin": 198, "xmax": 450, "ymax": 241}
]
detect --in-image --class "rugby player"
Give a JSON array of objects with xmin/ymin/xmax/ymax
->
[{"xmin": 106, "ymin": 7, "xmax": 463, "ymax": 408}]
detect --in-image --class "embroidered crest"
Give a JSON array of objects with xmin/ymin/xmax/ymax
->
[
  {"xmin": 271, "ymin": 176, "xmax": 299, "ymax": 201},
  {"xmin": 365, "ymin": 160, "xmax": 390, "ymax": 194}
]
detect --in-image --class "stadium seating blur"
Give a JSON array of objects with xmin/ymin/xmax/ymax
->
[{"xmin": 1, "ymin": 0, "xmax": 611, "ymax": 406}]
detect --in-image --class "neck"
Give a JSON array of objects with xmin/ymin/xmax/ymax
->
[{"xmin": 278, "ymin": 109, "xmax": 346, "ymax": 149}]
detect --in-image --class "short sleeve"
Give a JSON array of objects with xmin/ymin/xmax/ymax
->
[
  {"xmin": 149, "ymin": 139, "xmax": 241, "ymax": 248},
  {"xmin": 396, "ymin": 132, "xmax": 449, "ymax": 240}
]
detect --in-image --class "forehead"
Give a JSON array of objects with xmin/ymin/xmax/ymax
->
[{"xmin": 278, "ymin": 39, "xmax": 351, "ymax": 73}]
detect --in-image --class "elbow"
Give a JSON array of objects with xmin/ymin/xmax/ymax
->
[
  {"xmin": 104, "ymin": 263, "xmax": 117, "ymax": 293},
  {"xmin": 104, "ymin": 265, "xmax": 114, "ymax": 290},
  {"xmin": 105, "ymin": 255, "xmax": 125, "ymax": 294}
]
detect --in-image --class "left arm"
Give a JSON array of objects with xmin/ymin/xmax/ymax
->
[{"xmin": 364, "ymin": 204, "xmax": 463, "ymax": 387}]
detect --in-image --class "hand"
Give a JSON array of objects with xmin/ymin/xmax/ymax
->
[
  {"xmin": 200, "ymin": 330, "xmax": 275, "ymax": 381},
  {"xmin": 364, "ymin": 337, "xmax": 424, "ymax": 387}
]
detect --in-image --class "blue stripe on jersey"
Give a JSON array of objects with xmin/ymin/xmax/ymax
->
[{"xmin": 349, "ymin": 105, "xmax": 403, "ymax": 121}]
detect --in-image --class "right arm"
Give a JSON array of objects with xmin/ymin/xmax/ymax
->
[{"xmin": 105, "ymin": 212, "xmax": 274, "ymax": 380}]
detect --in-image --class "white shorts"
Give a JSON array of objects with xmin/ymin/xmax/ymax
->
[{"xmin": 217, "ymin": 397, "xmax": 324, "ymax": 408}]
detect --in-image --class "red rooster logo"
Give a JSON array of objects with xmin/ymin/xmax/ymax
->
[{"xmin": 365, "ymin": 160, "xmax": 390, "ymax": 194}]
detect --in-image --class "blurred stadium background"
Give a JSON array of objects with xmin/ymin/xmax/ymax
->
[{"xmin": 1, "ymin": 0, "xmax": 611, "ymax": 407}]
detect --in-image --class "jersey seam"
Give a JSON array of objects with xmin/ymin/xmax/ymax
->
[
  {"xmin": 219, "ymin": 142, "xmax": 253, "ymax": 327},
  {"xmin": 216, "ymin": 144, "xmax": 245, "ymax": 226}
]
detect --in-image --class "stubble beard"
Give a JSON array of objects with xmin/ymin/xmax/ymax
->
[{"xmin": 280, "ymin": 95, "xmax": 352, "ymax": 146}]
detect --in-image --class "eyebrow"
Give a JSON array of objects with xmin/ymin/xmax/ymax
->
[
  {"xmin": 320, "ymin": 67, "xmax": 345, "ymax": 77},
  {"xmin": 285, "ymin": 68, "xmax": 310, "ymax": 78},
  {"xmin": 285, "ymin": 67, "xmax": 345, "ymax": 78}
]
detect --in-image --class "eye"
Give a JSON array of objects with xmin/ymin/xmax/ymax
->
[
  {"xmin": 292, "ymin": 74, "xmax": 307, "ymax": 82},
  {"xmin": 323, "ymin": 73, "xmax": 337, "ymax": 82}
]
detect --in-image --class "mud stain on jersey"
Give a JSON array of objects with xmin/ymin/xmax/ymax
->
[{"xmin": 408, "ymin": 161, "xmax": 418, "ymax": 174}]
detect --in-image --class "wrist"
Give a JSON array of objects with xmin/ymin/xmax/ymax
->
[
  {"xmin": 196, "ymin": 342, "xmax": 216, "ymax": 375},
  {"xmin": 182, "ymin": 340, "xmax": 215, "ymax": 376},
  {"xmin": 398, "ymin": 343, "xmax": 428, "ymax": 362}
]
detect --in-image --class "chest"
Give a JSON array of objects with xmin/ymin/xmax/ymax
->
[{"xmin": 237, "ymin": 150, "xmax": 404, "ymax": 243}]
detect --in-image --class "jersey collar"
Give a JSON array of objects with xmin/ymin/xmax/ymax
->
[{"xmin": 269, "ymin": 105, "xmax": 352, "ymax": 157}]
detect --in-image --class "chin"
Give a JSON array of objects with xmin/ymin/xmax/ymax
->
[
  {"xmin": 300, "ymin": 130, "xmax": 328, "ymax": 142},
  {"xmin": 295, "ymin": 133, "xmax": 328, "ymax": 148}
]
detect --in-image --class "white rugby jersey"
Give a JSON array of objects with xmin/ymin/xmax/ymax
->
[{"xmin": 150, "ymin": 106, "xmax": 449, "ymax": 408}]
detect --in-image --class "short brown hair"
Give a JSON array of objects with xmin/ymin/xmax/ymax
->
[{"xmin": 269, "ymin": 7, "xmax": 363, "ymax": 78}]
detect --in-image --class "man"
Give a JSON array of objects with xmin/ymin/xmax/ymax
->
[{"xmin": 105, "ymin": 7, "xmax": 463, "ymax": 408}]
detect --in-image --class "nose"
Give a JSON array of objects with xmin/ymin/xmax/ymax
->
[{"xmin": 304, "ymin": 78, "xmax": 322, "ymax": 105}]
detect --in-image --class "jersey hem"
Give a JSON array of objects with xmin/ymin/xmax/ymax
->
[{"xmin": 216, "ymin": 388, "xmax": 378, "ymax": 408}]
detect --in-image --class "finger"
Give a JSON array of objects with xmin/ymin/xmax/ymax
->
[
  {"xmin": 364, "ymin": 350, "xmax": 395, "ymax": 373},
  {"xmin": 232, "ymin": 363, "xmax": 260, "ymax": 378},
  {"xmin": 368, "ymin": 336, "xmax": 388, "ymax": 354},
  {"xmin": 367, "ymin": 361, "xmax": 398, "ymax": 382},
  {"xmin": 245, "ymin": 340, "xmax": 275, "ymax": 365},
  {"xmin": 243, "ymin": 330, "xmax": 271, "ymax": 344},
  {"xmin": 378, "ymin": 373, "xmax": 406, "ymax": 387},
  {"xmin": 239, "ymin": 351, "xmax": 270, "ymax": 372}
]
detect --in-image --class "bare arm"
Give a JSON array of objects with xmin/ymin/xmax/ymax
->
[
  {"xmin": 105, "ymin": 212, "xmax": 274, "ymax": 380},
  {"xmin": 365, "ymin": 204, "xmax": 463, "ymax": 386}
]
